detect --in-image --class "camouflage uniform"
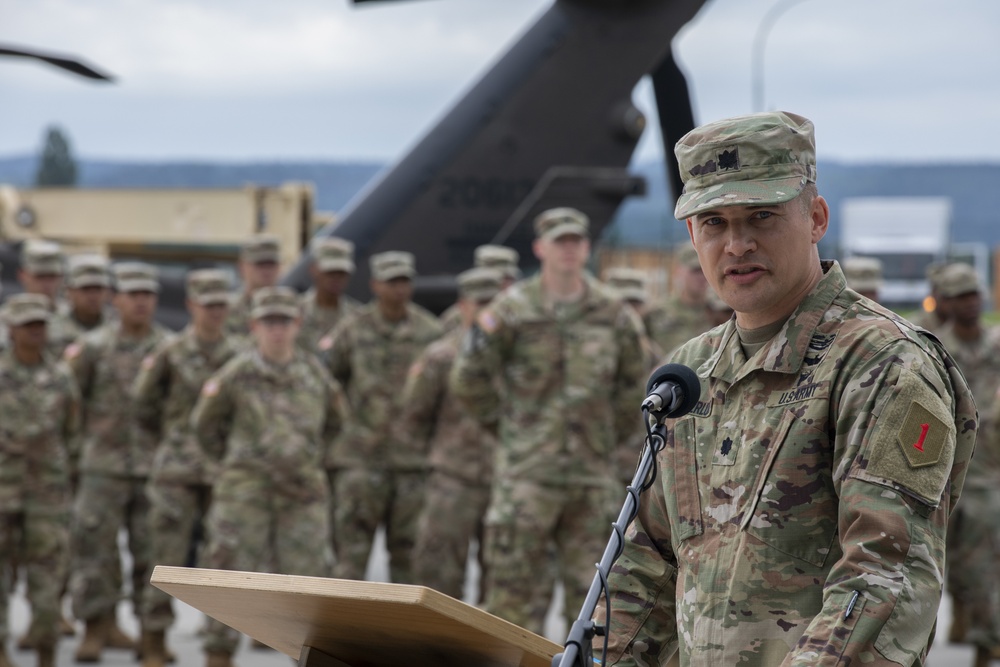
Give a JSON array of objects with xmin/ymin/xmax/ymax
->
[
  {"xmin": 48, "ymin": 254, "xmax": 113, "ymax": 357},
  {"xmin": 440, "ymin": 245, "xmax": 521, "ymax": 332},
  {"xmin": 644, "ymin": 294, "xmax": 714, "ymax": 359},
  {"xmin": 192, "ymin": 288, "xmax": 348, "ymax": 656},
  {"xmin": 599, "ymin": 109, "xmax": 976, "ymax": 667},
  {"xmin": 407, "ymin": 268, "xmax": 504, "ymax": 600},
  {"xmin": 933, "ymin": 263, "xmax": 1000, "ymax": 650},
  {"xmin": 65, "ymin": 264, "xmax": 171, "ymax": 625},
  {"xmin": 299, "ymin": 237, "xmax": 360, "ymax": 354},
  {"xmin": 134, "ymin": 271, "xmax": 241, "ymax": 635},
  {"xmin": 0, "ymin": 296, "xmax": 79, "ymax": 651},
  {"xmin": 325, "ymin": 252, "xmax": 443, "ymax": 584},
  {"xmin": 224, "ymin": 235, "xmax": 281, "ymax": 338},
  {"xmin": 451, "ymin": 267, "xmax": 647, "ymax": 634}
]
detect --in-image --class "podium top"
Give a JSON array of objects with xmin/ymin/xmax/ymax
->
[{"xmin": 151, "ymin": 566, "xmax": 562, "ymax": 667}]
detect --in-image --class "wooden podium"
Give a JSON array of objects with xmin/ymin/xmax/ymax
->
[{"xmin": 151, "ymin": 566, "xmax": 562, "ymax": 667}]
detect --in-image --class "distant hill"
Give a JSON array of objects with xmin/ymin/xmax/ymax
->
[{"xmin": 2, "ymin": 154, "xmax": 997, "ymax": 254}]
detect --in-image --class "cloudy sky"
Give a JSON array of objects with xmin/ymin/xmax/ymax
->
[{"xmin": 2, "ymin": 0, "xmax": 999, "ymax": 165}]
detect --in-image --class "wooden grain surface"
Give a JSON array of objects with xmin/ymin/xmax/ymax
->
[{"xmin": 151, "ymin": 566, "xmax": 562, "ymax": 667}]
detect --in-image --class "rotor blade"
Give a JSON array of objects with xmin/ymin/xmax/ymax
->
[
  {"xmin": 0, "ymin": 46, "xmax": 114, "ymax": 82},
  {"xmin": 649, "ymin": 49, "xmax": 694, "ymax": 212}
]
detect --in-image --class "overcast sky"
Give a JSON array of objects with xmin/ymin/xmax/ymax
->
[{"xmin": 2, "ymin": 0, "xmax": 999, "ymax": 165}]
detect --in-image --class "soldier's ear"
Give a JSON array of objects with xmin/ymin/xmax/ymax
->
[{"xmin": 809, "ymin": 195, "xmax": 830, "ymax": 244}]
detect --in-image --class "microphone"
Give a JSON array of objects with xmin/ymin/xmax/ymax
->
[{"xmin": 642, "ymin": 363, "xmax": 700, "ymax": 419}]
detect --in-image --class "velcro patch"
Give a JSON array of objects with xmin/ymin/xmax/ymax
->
[
  {"xmin": 141, "ymin": 355, "xmax": 156, "ymax": 371},
  {"xmin": 476, "ymin": 309, "xmax": 498, "ymax": 334},
  {"xmin": 201, "ymin": 379, "xmax": 220, "ymax": 397},
  {"xmin": 856, "ymin": 369, "xmax": 954, "ymax": 507}
]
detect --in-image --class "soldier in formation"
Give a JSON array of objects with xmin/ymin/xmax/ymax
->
[
  {"xmin": 65, "ymin": 262, "xmax": 171, "ymax": 663},
  {"xmin": 451, "ymin": 207, "xmax": 646, "ymax": 635},
  {"xmin": 842, "ymin": 255, "xmax": 883, "ymax": 302},
  {"xmin": 406, "ymin": 267, "xmax": 503, "ymax": 601},
  {"xmin": 931, "ymin": 262, "xmax": 1000, "ymax": 665},
  {"xmin": 598, "ymin": 110, "xmax": 976, "ymax": 666},
  {"xmin": 0, "ymin": 295, "xmax": 79, "ymax": 667},
  {"xmin": 439, "ymin": 245, "xmax": 520, "ymax": 331},
  {"xmin": 133, "ymin": 270, "xmax": 242, "ymax": 667},
  {"xmin": 192, "ymin": 287, "xmax": 348, "ymax": 667},
  {"xmin": 48, "ymin": 255, "xmax": 113, "ymax": 357},
  {"xmin": 300, "ymin": 237, "xmax": 359, "ymax": 355},
  {"xmin": 324, "ymin": 251, "xmax": 443, "ymax": 583},
  {"xmin": 225, "ymin": 235, "xmax": 281, "ymax": 338},
  {"xmin": 643, "ymin": 241, "xmax": 714, "ymax": 357}
]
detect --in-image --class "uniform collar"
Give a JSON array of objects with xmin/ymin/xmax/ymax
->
[{"xmin": 705, "ymin": 260, "xmax": 844, "ymax": 384}]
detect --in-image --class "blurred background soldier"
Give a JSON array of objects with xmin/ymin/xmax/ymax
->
[
  {"xmin": 407, "ymin": 267, "xmax": 503, "ymax": 601},
  {"xmin": 225, "ymin": 234, "xmax": 281, "ymax": 338},
  {"xmin": 0, "ymin": 295, "xmax": 79, "ymax": 667},
  {"xmin": 17, "ymin": 240, "xmax": 66, "ymax": 312},
  {"xmin": 191, "ymin": 287, "xmax": 347, "ymax": 667},
  {"xmin": 703, "ymin": 288, "xmax": 734, "ymax": 328},
  {"xmin": 325, "ymin": 251, "xmax": 442, "ymax": 583},
  {"xmin": 911, "ymin": 260, "xmax": 951, "ymax": 333},
  {"xmin": 440, "ymin": 244, "xmax": 520, "ymax": 331},
  {"xmin": 842, "ymin": 255, "xmax": 884, "ymax": 302},
  {"xmin": 450, "ymin": 207, "xmax": 646, "ymax": 635},
  {"xmin": 48, "ymin": 254, "xmax": 112, "ymax": 357},
  {"xmin": 644, "ymin": 241, "xmax": 713, "ymax": 355},
  {"xmin": 65, "ymin": 262, "xmax": 171, "ymax": 663},
  {"xmin": 301, "ymin": 237, "xmax": 359, "ymax": 355},
  {"xmin": 133, "ymin": 270, "xmax": 241, "ymax": 667},
  {"xmin": 934, "ymin": 262, "xmax": 1000, "ymax": 663}
]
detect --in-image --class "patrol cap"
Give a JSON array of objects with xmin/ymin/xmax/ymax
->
[
  {"xmin": 533, "ymin": 207, "xmax": 590, "ymax": 241},
  {"xmin": 937, "ymin": 263, "xmax": 980, "ymax": 298},
  {"xmin": 187, "ymin": 269, "xmax": 231, "ymax": 306},
  {"xmin": 370, "ymin": 251, "xmax": 416, "ymax": 281},
  {"xmin": 67, "ymin": 254, "xmax": 111, "ymax": 289},
  {"xmin": 675, "ymin": 242, "xmax": 701, "ymax": 270},
  {"xmin": 251, "ymin": 286, "xmax": 301, "ymax": 320},
  {"xmin": 604, "ymin": 267, "xmax": 647, "ymax": 303},
  {"xmin": 458, "ymin": 267, "xmax": 503, "ymax": 303},
  {"xmin": 474, "ymin": 245, "xmax": 521, "ymax": 280},
  {"xmin": 2, "ymin": 293, "xmax": 52, "ymax": 326},
  {"xmin": 310, "ymin": 237, "xmax": 355, "ymax": 274},
  {"xmin": 674, "ymin": 111, "xmax": 816, "ymax": 220},
  {"xmin": 113, "ymin": 262, "xmax": 160, "ymax": 293},
  {"xmin": 842, "ymin": 257, "xmax": 883, "ymax": 293},
  {"xmin": 21, "ymin": 240, "xmax": 64, "ymax": 276},
  {"xmin": 926, "ymin": 261, "xmax": 949, "ymax": 291},
  {"xmin": 240, "ymin": 234, "xmax": 281, "ymax": 264}
]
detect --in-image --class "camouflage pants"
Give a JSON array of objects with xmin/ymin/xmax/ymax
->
[
  {"xmin": 331, "ymin": 468, "xmax": 425, "ymax": 584},
  {"xmin": 946, "ymin": 486, "xmax": 1000, "ymax": 647},
  {"xmin": 140, "ymin": 481, "xmax": 211, "ymax": 632},
  {"xmin": 0, "ymin": 507, "xmax": 69, "ymax": 646},
  {"xmin": 411, "ymin": 471, "xmax": 490, "ymax": 600},
  {"xmin": 483, "ymin": 478, "xmax": 615, "ymax": 636},
  {"xmin": 70, "ymin": 473, "xmax": 150, "ymax": 622},
  {"xmin": 201, "ymin": 471, "xmax": 331, "ymax": 655}
]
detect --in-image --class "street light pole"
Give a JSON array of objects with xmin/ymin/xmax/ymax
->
[{"xmin": 751, "ymin": 0, "xmax": 811, "ymax": 112}]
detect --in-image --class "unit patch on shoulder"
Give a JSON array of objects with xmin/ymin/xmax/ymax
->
[
  {"xmin": 476, "ymin": 309, "xmax": 498, "ymax": 334},
  {"xmin": 854, "ymin": 368, "xmax": 955, "ymax": 508},
  {"xmin": 201, "ymin": 379, "xmax": 220, "ymax": 398},
  {"xmin": 63, "ymin": 342, "xmax": 82, "ymax": 361},
  {"xmin": 896, "ymin": 402, "xmax": 948, "ymax": 468},
  {"xmin": 318, "ymin": 335, "xmax": 334, "ymax": 352},
  {"xmin": 141, "ymin": 355, "xmax": 156, "ymax": 371}
]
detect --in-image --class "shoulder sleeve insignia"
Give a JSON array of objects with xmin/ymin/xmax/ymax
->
[
  {"xmin": 63, "ymin": 342, "xmax": 82, "ymax": 361},
  {"xmin": 318, "ymin": 335, "xmax": 333, "ymax": 351},
  {"xmin": 201, "ymin": 379, "xmax": 221, "ymax": 398},
  {"xmin": 855, "ymin": 368, "xmax": 955, "ymax": 507},
  {"xmin": 141, "ymin": 354, "xmax": 156, "ymax": 371}
]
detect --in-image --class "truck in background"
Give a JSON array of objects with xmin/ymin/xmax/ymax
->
[{"xmin": 840, "ymin": 197, "xmax": 953, "ymax": 310}]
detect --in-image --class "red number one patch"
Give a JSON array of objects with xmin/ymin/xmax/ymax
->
[{"xmin": 912, "ymin": 423, "xmax": 930, "ymax": 452}]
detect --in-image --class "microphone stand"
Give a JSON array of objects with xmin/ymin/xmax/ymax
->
[{"xmin": 552, "ymin": 412, "xmax": 669, "ymax": 667}]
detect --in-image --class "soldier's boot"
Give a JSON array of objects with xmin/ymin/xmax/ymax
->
[
  {"xmin": 950, "ymin": 598, "xmax": 969, "ymax": 643},
  {"xmin": 205, "ymin": 650, "xmax": 235, "ymax": 667},
  {"xmin": 74, "ymin": 616, "xmax": 110, "ymax": 663},
  {"xmin": 61, "ymin": 613, "xmax": 77, "ymax": 636},
  {"xmin": 104, "ymin": 615, "xmax": 136, "ymax": 650},
  {"xmin": 0, "ymin": 647, "xmax": 14, "ymax": 667},
  {"xmin": 36, "ymin": 644, "xmax": 55, "ymax": 667},
  {"xmin": 141, "ymin": 630, "xmax": 166, "ymax": 667}
]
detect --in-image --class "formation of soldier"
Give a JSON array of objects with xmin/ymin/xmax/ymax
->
[{"xmin": 2, "ymin": 202, "xmax": 988, "ymax": 667}]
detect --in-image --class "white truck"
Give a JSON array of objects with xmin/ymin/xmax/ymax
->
[{"xmin": 840, "ymin": 197, "xmax": 952, "ymax": 308}]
